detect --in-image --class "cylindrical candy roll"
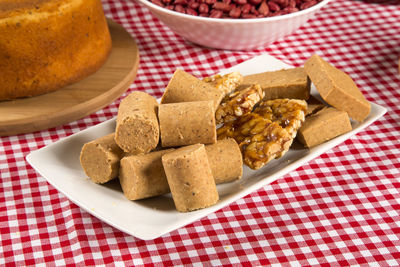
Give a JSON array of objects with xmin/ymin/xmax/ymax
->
[
  {"xmin": 80, "ymin": 133, "xmax": 124, "ymax": 184},
  {"xmin": 205, "ymin": 138, "xmax": 243, "ymax": 184},
  {"xmin": 115, "ymin": 91, "xmax": 159, "ymax": 153},
  {"xmin": 119, "ymin": 139, "xmax": 242, "ymax": 200},
  {"xmin": 159, "ymin": 101, "xmax": 216, "ymax": 147},
  {"xmin": 160, "ymin": 69, "xmax": 225, "ymax": 111},
  {"xmin": 119, "ymin": 149, "xmax": 173, "ymax": 200},
  {"xmin": 162, "ymin": 144, "xmax": 219, "ymax": 212}
]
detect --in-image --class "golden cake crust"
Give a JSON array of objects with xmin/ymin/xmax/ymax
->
[{"xmin": 0, "ymin": 0, "xmax": 111, "ymax": 100}]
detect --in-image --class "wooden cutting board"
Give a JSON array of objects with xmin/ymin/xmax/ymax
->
[{"xmin": 0, "ymin": 19, "xmax": 139, "ymax": 136}]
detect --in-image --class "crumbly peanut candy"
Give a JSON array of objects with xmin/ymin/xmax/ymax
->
[
  {"xmin": 161, "ymin": 69, "xmax": 225, "ymax": 111},
  {"xmin": 217, "ymin": 99, "xmax": 307, "ymax": 170},
  {"xmin": 80, "ymin": 133, "xmax": 124, "ymax": 184},
  {"xmin": 240, "ymin": 68, "xmax": 310, "ymax": 101},
  {"xmin": 215, "ymin": 84, "xmax": 264, "ymax": 124},
  {"xmin": 203, "ymin": 71, "xmax": 243, "ymax": 95},
  {"xmin": 162, "ymin": 144, "xmax": 219, "ymax": 212},
  {"xmin": 298, "ymin": 107, "xmax": 352, "ymax": 148},
  {"xmin": 304, "ymin": 54, "xmax": 370, "ymax": 122},
  {"xmin": 159, "ymin": 101, "xmax": 216, "ymax": 147},
  {"xmin": 115, "ymin": 91, "xmax": 159, "ymax": 154}
]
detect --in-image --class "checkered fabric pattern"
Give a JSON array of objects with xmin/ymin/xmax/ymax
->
[{"xmin": 1, "ymin": 0, "xmax": 400, "ymax": 265}]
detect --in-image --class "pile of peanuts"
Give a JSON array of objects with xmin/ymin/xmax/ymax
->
[{"xmin": 149, "ymin": 0, "xmax": 323, "ymax": 19}]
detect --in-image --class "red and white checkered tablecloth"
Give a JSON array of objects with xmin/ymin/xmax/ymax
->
[{"xmin": 1, "ymin": 0, "xmax": 400, "ymax": 265}]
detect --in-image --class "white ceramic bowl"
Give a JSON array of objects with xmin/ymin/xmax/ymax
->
[{"xmin": 134, "ymin": 0, "xmax": 332, "ymax": 50}]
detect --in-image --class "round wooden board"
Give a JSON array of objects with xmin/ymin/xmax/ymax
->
[{"xmin": 0, "ymin": 19, "xmax": 139, "ymax": 136}]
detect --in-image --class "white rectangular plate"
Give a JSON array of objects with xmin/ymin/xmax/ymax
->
[{"xmin": 27, "ymin": 54, "xmax": 386, "ymax": 240}]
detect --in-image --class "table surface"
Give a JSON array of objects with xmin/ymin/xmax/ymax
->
[{"xmin": 1, "ymin": 0, "xmax": 400, "ymax": 265}]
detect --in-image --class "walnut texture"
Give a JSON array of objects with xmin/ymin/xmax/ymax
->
[
  {"xmin": 215, "ymin": 84, "xmax": 264, "ymax": 124},
  {"xmin": 217, "ymin": 98, "xmax": 307, "ymax": 169},
  {"xmin": 203, "ymin": 71, "xmax": 243, "ymax": 95}
]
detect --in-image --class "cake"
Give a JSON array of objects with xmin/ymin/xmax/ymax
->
[{"xmin": 0, "ymin": 0, "xmax": 112, "ymax": 100}]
